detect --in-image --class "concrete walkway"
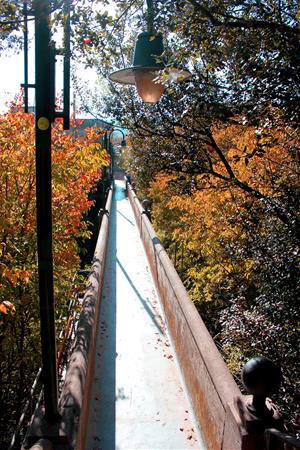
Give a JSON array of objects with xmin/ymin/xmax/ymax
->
[{"xmin": 85, "ymin": 180, "xmax": 205, "ymax": 450}]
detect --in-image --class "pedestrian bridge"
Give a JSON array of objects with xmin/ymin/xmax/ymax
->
[
  {"xmin": 27, "ymin": 179, "xmax": 293, "ymax": 450},
  {"xmin": 56, "ymin": 178, "xmax": 241, "ymax": 450},
  {"xmin": 83, "ymin": 180, "xmax": 203, "ymax": 450}
]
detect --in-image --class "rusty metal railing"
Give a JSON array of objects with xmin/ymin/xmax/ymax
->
[
  {"xmin": 265, "ymin": 428, "xmax": 300, "ymax": 450},
  {"xmin": 126, "ymin": 179, "xmax": 300, "ymax": 450},
  {"xmin": 9, "ymin": 274, "xmax": 87, "ymax": 450},
  {"xmin": 9, "ymin": 369, "xmax": 43, "ymax": 450}
]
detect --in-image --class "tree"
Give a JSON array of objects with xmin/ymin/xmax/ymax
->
[
  {"xmin": 0, "ymin": 100, "xmax": 109, "ymax": 448},
  {"xmin": 0, "ymin": 1, "xmax": 24, "ymax": 51},
  {"xmin": 72, "ymin": 0, "xmax": 299, "ymax": 121},
  {"xmin": 69, "ymin": 0, "xmax": 300, "ymax": 430},
  {"xmin": 143, "ymin": 122, "xmax": 299, "ymax": 431},
  {"xmin": 1, "ymin": 0, "xmax": 299, "ymax": 436},
  {"xmin": 0, "ymin": 1, "xmax": 70, "ymax": 52},
  {"xmin": 72, "ymin": 0, "xmax": 299, "ymax": 236}
]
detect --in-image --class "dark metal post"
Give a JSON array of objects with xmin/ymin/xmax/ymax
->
[
  {"xmin": 22, "ymin": 1, "xmax": 36, "ymax": 113},
  {"xmin": 104, "ymin": 130, "xmax": 108, "ymax": 150},
  {"xmin": 106, "ymin": 130, "xmax": 114, "ymax": 178},
  {"xmin": 181, "ymin": 241, "xmax": 184, "ymax": 273},
  {"xmin": 174, "ymin": 242, "xmax": 178, "ymax": 267},
  {"xmin": 237, "ymin": 356, "xmax": 285, "ymax": 449},
  {"xmin": 34, "ymin": 0, "xmax": 59, "ymax": 422},
  {"xmin": 23, "ymin": 1, "xmax": 29, "ymax": 113},
  {"xmin": 63, "ymin": 0, "xmax": 71, "ymax": 130},
  {"xmin": 109, "ymin": 141, "xmax": 114, "ymax": 177},
  {"xmin": 104, "ymin": 131, "xmax": 110, "ymax": 178}
]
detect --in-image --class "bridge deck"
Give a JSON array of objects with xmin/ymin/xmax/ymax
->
[{"xmin": 85, "ymin": 180, "xmax": 205, "ymax": 450}]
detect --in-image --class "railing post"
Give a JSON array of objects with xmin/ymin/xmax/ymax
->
[
  {"xmin": 238, "ymin": 357, "xmax": 285, "ymax": 450},
  {"xmin": 142, "ymin": 198, "xmax": 153, "ymax": 222}
]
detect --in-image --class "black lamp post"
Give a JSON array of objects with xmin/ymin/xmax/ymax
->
[
  {"xmin": 109, "ymin": 0, "xmax": 191, "ymax": 104},
  {"xmin": 26, "ymin": 0, "xmax": 71, "ymax": 424},
  {"xmin": 34, "ymin": 0, "xmax": 59, "ymax": 422}
]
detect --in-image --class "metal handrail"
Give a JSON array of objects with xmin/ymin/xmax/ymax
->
[
  {"xmin": 265, "ymin": 428, "xmax": 300, "ymax": 449},
  {"xmin": 56, "ymin": 289, "xmax": 83, "ymax": 391},
  {"xmin": 9, "ymin": 369, "xmax": 42, "ymax": 450},
  {"xmin": 9, "ymin": 277, "xmax": 86, "ymax": 449}
]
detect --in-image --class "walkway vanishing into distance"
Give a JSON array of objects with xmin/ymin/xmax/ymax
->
[
  {"xmin": 29, "ymin": 179, "xmax": 290, "ymax": 450},
  {"xmin": 85, "ymin": 181, "xmax": 205, "ymax": 450},
  {"xmin": 27, "ymin": 178, "xmax": 297, "ymax": 450}
]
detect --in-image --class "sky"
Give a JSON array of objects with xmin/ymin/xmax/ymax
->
[
  {"xmin": 0, "ymin": 44, "xmax": 99, "ymax": 116},
  {"xmin": 0, "ymin": 0, "xmax": 119, "ymax": 116},
  {"xmin": 0, "ymin": 3, "xmax": 110, "ymax": 116},
  {"xmin": 0, "ymin": 51, "xmax": 32, "ymax": 111}
]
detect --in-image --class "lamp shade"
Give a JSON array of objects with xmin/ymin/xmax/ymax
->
[
  {"xmin": 133, "ymin": 32, "xmax": 164, "ymax": 68},
  {"xmin": 109, "ymin": 32, "xmax": 191, "ymax": 104}
]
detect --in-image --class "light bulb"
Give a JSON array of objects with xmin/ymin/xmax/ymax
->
[{"xmin": 134, "ymin": 70, "xmax": 164, "ymax": 104}]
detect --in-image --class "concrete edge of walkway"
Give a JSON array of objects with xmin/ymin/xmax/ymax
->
[
  {"xmin": 58, "ymin": 184, "xmax": 114, "ymax": 450},
  {"xmin": 127, "ymin": 181, "xmax": 245, "ymax": 450}
]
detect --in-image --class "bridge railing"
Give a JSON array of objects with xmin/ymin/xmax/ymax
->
[
  {"xmin": 265, "ymin": 429, "xmax": 300, "ymax": 450},
  {"xmin": 26, "ymin": 180, "xmax": 299, "ymax": 450},
  {"xmin": 127, "ymin": 180, "xmax": 245, "ymax": 450},
  {"xmin": 26, "ymin": 184, "xmax": 113, "ymax": 448},
  {"xmin": 57, "ymin": 184, "xmax": 113, "ymax": 449},
  {"xmin": 127, "ymin": 180, "xmax": 300, "ymax": 450}
]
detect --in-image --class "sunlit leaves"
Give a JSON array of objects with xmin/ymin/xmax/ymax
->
[
  {"xmin": 0, "ymin": 300, "xmax": 16, "ymax": 316},
  {"xmin": 0, "ymin": 97, "xmax": 109, "ymax": 446},
  {"xmin": 143, "ymin": 122, "xmax": 299, "ymax": 429},
  {"xmin": 0, "ymin": 104, "xmax": 109, "ymax": 313}
]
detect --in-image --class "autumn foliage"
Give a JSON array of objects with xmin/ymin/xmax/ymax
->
[
  {"xmin": 0, "ymin": 102, "xmax": 109, "ymax": 446},
  {"xmin": 126, "ymin": 122, "xmax": 300, "ymax": 430}
]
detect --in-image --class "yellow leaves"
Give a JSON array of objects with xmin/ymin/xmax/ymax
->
[{"xmin": 146, "ymin": 148, "xmax": 264, "ymax": 307}]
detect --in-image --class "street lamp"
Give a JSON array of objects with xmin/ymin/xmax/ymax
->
[
  {"xmin": 105, "ymin": 128, "xmax": 127, "ymax": 176},
  {"xmin": 109, "ymin": 0, "xmax": 191, "ymax": 104},
  {"xmin": 108, "ymin": 128, "xmax": 127, "ymax": 149}
]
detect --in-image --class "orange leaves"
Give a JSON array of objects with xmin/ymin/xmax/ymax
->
[
  {"xmin": 0, "ymin": 103, "xmax": 109, "ymax": 317},
  {"xmin": 51, "ymin": 128, "xmax": 108, "ymax": 268},
  {"xmin": 18, "ymin": 270, "xmax": 31, "ymax": 285},
  {"xmin": 50, "ymin": 124, "xmax": 109, "ymax": 274},
  {"xmin": 212, "ymin": 123, "xmax": 297, "ymax": 194},
  {"xmin": 4, "ymin": 270, "xmax": 18, "ymax": 287},
  {"xmin": 1, "ymin": 266, "xmax": 31, "ymax": 288},
  {"xmin": 146, "ymin": 120, "xmax": 298, "ymax": 311},
  {"xmin": 0, "ymin": 301, "xmax": 16, "ymax": 315},
  {"xmin": 0, "ymin": 304, "xmax": 7, "ymax": 315}
]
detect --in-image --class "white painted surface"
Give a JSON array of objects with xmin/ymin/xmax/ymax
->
[{"xmin": 85, "ymin": 180, "xmax": 205, "ymax": 450}]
